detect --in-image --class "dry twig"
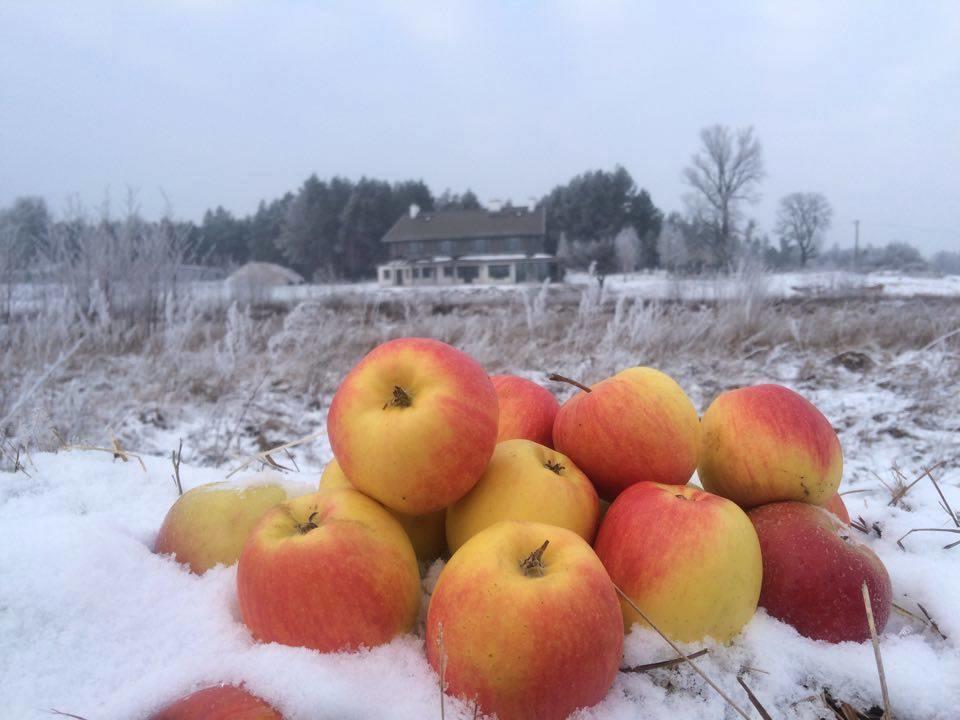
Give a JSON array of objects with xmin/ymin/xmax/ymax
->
[
  {"xmin": 737, "ymin": 676, "xmax": 774, "ymax": 720},
  {"xmin": 170, "ymin": 438, "xmax": 183, "ymax": 496},
  {"xmin": 621, "ymin": 648, "xmax": 709, "ymax": 673},
  {"xmin": 224, "ymin": 429, "xmax": 325, "ymax": 479},
  {"xmin": 862, "ymin": 583, "xmax": 892, "ymax": 719},
  {"xmin": 917, "ymin": 603, "xmax": 948, "ymax": 640},
  {"xmin": 895, "ymin": 527, "xmax": 960, "ymax": 550},
  {"xmin": 924, "ymin": 466, "xmax": 959, "ymax": 528}
]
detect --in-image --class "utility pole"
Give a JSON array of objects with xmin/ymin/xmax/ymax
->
[{"xmin": 853, "ymin": 219, "xmax": 860, "ymax": 271}]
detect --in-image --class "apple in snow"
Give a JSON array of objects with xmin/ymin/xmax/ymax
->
[
  {"xmin": 154, "ymin": 479, "xmax": 293, "ymax": 574},
  {"xmin": 699, "ymin": 384, "xmax": 842, "ymax": 508},
  {"xmin": 426, "ymin": 521, "xmax": 623, "ymax": 720},
  {"xmin": 445, "ymin": 439, "xmax": 599, "ymax": 553},
  {"xmin": 594, "ymin": 481, "xmax": 762, "ymax": 643},
  {"xmin": 749, "ymin": 501, "xmax": 892, "ymax": 643},
  {"xmin": 552, "ymin": 367, "xmax": 700, "ymax": 501},
  {"xmin": 148, "ymin": 685, "xmax": 282, "ymax": 720},
  {"xmin": 328, "ymin": 337, "xmax": 498, "ymax": 514},
  {"xmin": 491, "ymin": 374, "xmax": 559, "ymax": 447},
  {"xmin": 320, "ymin": 458, "xmax": 446, "ymax": 562},
  {"xmin": 237, "ymin": 488, "xmax": 420, "ymax": 652}
]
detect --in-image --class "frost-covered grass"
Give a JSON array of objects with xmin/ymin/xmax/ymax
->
[{"xmin": 1, "ymin": 275, "xmax": 959, "ymax": 718}]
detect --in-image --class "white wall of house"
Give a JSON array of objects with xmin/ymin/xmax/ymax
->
[{"xmin": 377, "ymin": 259, "xmax": 553, "ymax": 287}]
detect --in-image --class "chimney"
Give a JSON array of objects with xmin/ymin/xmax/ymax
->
[{"xmin": 409, "ymin": 204, "xmax": 420, "ymax": 219}]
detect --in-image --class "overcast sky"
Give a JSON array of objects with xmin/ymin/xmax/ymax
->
[{"xmin": 2, "ymin": 1, "xmax": 958, "ymax": 253}]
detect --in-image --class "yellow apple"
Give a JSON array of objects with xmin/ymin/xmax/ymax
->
[{"xmin": 445, "ymin": 439, "xmax": 599, "ymax": 553}]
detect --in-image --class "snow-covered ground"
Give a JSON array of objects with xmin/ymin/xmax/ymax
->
[{"xmin": 3, "ymin": 358, "xmax": 958, "ymax": 719}]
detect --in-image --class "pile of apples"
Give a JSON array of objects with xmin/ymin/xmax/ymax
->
[{"xmin": 150, "ymin": 337, "xmax": 892, "ymax": 720}]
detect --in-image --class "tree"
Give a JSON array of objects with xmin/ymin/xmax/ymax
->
[
  {"xmin": 543, "ymin": 166, "xmax": 662, "ymax": 267},
  {"xmin": 682, "ymin": 125, "xmax": 765, "ymax": 268},
  {"xmin": 775, "ymin": 192, "xmax": 833, "ymax": 266},
  {"xmin": 277, "ymin": 175, "xmax": 354, "ymax": 278},
  {"xmin": 337, "ymin": 178, "xmax": 396, "ymax": 279},
  {"xmin": 436, "ymin": 189, "xmax": 482, "ymax": 210},
  {"xmin": 248, "ymin": 194, "xmax": 293, "ymax": 264},
  {"xmin": 614, "ymin": 227, "xmax": 641, "ymax": 274},
  {"xmin": 198, "ymin": 206, "xmax": 250, "ymax": 265}
]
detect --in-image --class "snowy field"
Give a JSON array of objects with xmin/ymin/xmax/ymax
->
[{"xmin": 2, "ymin": 274, "xmax": 959, "ymax": 719}]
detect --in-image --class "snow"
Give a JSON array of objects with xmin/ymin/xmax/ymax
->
[{"xmin": 3, "ymin": 428, "xmax": 958, "ymax": 719}]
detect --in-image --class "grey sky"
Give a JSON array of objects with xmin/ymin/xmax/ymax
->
[{"xmin": 2, "ymin": 1, "xmax": 958, "ymax": 253}]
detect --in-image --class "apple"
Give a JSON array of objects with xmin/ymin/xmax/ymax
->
[
  {"xmin": 237, "ymin": 488, "xmax": 421, "ymax": 652},
  {"xmin": 148, "ymin": 685, "xmax": 282, "ymax": 720},
  {"xmin": 445, "ymin": 439, "xmax": 599, "ymax": 553},
  {"xmin": 824, "ymin": 492, "xmax": 851, "ymax": 524},
  {"xmin": 154, "ymin": 479, "xmax": 292, "ymax": 574},
  {"xmin": 748, "ymin": 501, "xmax": 892, "ymax": 643},
  {"xmin": 552, "ymin": 367, "xmax": 700, "ymax": 501},
  {"xmin": 426, "ymin": 521, "xmax": 623, "ymax": 720},
  {"xmin": 328, "ymin": 337, "xmax": 499, "ymax": 514},
  {"xmin": 698, "ymin": 384, "xmax": 842, "ymax": 508},
  {"xmin": 491, "ymin": 374, "xmax": 559, "ymax": 447},
  {"xmin": 320, "ymin": 458, "xmax": 447, "ymax": 562},
  {"xmin": 594, "ymin": 482, "xmax": 762, "ymax": 643}
]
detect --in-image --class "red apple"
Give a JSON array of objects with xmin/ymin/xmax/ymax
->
[
  {"xmin": 552, "ymin": 367, "xmax": 700, "ymax": 500},
  {"xmin": 491, "ymin": 374, "xmax": 559, "ymax": 447},
  {"xmin": 237, "ymin": 489, "xmax": 421, "ymax": 652},
  {"xmin": 148, "ymin": 685, "xmax": 282, "ymax": 720},
  {"xmin": 426, "ymin": 521, "xmax": 623, "ymax": 720},
  {"xmin": 748, "ymin": 501, "xmax": 892, "ymax": 643},
  {"xmin": 824, "ymin": 492, "xmax": 851, "ymax": 524},
  {"xmin": 328, "ymin": 338, "xmax": 498, "ymax": 514},
  {"xmin": 699, "ymin": 384, "xmax": 843, "ymax": 508},
  {"xmin": 594, "ymin": 482, "xmax": 762, "ymax": 642}
]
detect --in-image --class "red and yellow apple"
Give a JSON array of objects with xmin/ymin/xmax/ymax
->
[
  {"xmin": 698, "ymin": 384, "xmax": 842, "ymax": 508},
  {"xmin": 328, "ymin": 338, "xmax": 499, "ymax": 514},
  {"xmin": 426, "ymin": 521, "xmax": 622, "ymax": 720},
  {"xmin": 154, "ymin": 479, "xmax": 293, "ymax": 574},
  {"xmin": 320, "ymin": 459, "xmax": 446, "ymax": 562},
  {"xmin": 148, "ymin": 685, "xmax": 282, "ymax": 720},
  {"xmin": 749, "ymin": 501, "xmax": 891, "ymax": 643},
  {"xmin": 237, "ymin": 489, "xmax": 420, "ymax": 652},
  {"xmin": 445, "ymin": 439, "xmax": 599, "ymax": 553},
  {"xmin": 552, "ymin": 367, "xmax": 700, "ymax": 500},
  {"xmin": 594, "ymin": 482, "xmax": 762, "ymax": 643},
  {"xmin": 491, "ymin": 374, "xmax": 559, "ymax": 447}
]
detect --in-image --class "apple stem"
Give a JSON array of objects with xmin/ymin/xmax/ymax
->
[
  {"xmin": 520, "ymin": 540, "xmax": 550, "ymax": 577},
  {"xmin": 547, "ymin": 373, "xmax": 592, "ymax": 393},
  {"xmin": 384, "ymin": 385, "xmax": 413, "ymax": 409},
  {"xmin": 544, "ymin": 460, "xmax": 565, "ymax": 475},
  {"xmin": 296, "ymin": 511, "xmax": 320, "ymax": 534}
]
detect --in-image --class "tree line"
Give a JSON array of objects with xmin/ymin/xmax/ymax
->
[{"xmin": 1, "ymin": 124, "xmax": 953, "ymax": 281}]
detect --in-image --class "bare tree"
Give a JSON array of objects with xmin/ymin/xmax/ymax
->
[
  {"xmin": 683, "ymin": 125, "xmax": 765, "ymax": 268},
  {"xmin": 775, "ymin": 192, "xmax": 833, "ymax": 266},
  {"xmin": 614, "ymin": 226, "xmax": 641, "ymax": 275}
]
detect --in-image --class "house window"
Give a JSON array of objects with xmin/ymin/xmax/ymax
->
[
  {"xmin": 441, "ymin": 240, "xmax": 455, "ymax": 255},
  {"xmin": 422, "ymin": 267, "xmax": 435, "ymax": 278},
  {"xmin": 443, "ymin": 266, "xmax": 454, "ymax": 277},
  {"xmin": 413, "ymin": 268, "xmax": 420, "ymax": 278},
  {"xmin": 456, "ymin": 265, "xmax": 479, "ymax": 283},
  {"xmin": 382, "ymin": 269, "xmax": 392, "ymax": 280},
  {"xmin": 507, "ymin": 237, "xmax": 523, "ymax": 252},
  {"xmin": 488, "ymin": 264, "xmax": 511, "ymax": 280}
]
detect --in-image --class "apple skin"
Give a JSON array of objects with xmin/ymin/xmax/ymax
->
[
  {"xmin": 320, "ymin": 459, "xmax": 447, "ymax": 562},
  {"xmin": 748, "ymin": 501, "xmax": 892, "ymax": 643},
  {"xmin": 824, "ymin": 492, "xmax": 851, "ymax": 524},
  {"xmin": 328, "ymin": 338, "xmax": 499, "ymax": 515},
  {"xmin": 698, "ymin": 384, "xmax": 843, "ymax": 509},
  {"xmin": 154, "ymin": 481, "xmax": 290, "ymax": 574},
  {"xmin": 426, "ymin": 521, "xmax": 623, "ymax": 720},
  {"xmin": 594, "ymin": 482, "xmax": 762, "ymax": 643},
  {"xmin": 490, "ymin": 375, "xmax": 559, "ymax": 447},
  {"xmin": 445, "ymin": 439, "xmax": 600, "ymax": 553},
  {"xmin": 148, "ymin": 685, "xmax": 282, "ymax": 720},
  {"xmin": 552, "ymin": 367, "xmax": 700, "ymax": 501},
  {"xmin": 237, "ymin": 489, "xmax": 421, "ymax": 652}
]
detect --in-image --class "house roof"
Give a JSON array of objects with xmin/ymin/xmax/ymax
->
[{"xmin": 382, "ymin": 206, "xmax": 546, "ymax": 243}]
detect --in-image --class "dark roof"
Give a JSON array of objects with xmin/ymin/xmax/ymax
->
[{"xmin": 382, "ymin": 206, "xmax": 546, "ymax": 243}]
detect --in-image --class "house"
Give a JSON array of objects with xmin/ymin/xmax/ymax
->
[{"xmin": 376, "ymin": 205, "xmax": 559, "ymax": 287}]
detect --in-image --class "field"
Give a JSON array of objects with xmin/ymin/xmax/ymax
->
[{"xmin": 2, "ymin": 271, "xmax": 959, "ymax": 719}]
